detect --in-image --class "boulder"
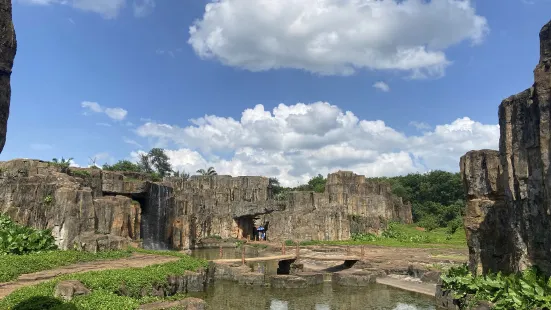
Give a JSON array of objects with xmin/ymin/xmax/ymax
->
[
  {"xmin": 297, "ymin": 272, "xmax": 324, "ymax": 285},
  {"xmin": 331, "ymin": 270, "xmax": 382, "ymax": 287},
  {"xmin": 54, "ymin": 280, "xmax": 91, "ymax": 301},
  {"xmin": 237, "ymin": 272, "xmax": 265, "ymax": 285}
]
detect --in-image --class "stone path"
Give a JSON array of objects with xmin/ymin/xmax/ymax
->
[
  {"xmin": 0, "ymin": 253, "xmax": 179, "ymax": 299},
  {"xmin": 376, "ymin": 277, "xmax": 437, "ymax": 297}
]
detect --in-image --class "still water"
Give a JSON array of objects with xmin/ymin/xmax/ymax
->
[
  {"xmin": 193, "ymin": 280, "xmax": 435, "ymax": 310},
  {"xmin": 190, "ymin": 249, "xmax": 436, "ymax": 310}
]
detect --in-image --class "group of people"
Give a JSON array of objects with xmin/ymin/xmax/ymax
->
[{"xmin": 255, "ymin": 225, "xmax": 266, "ymax": 241}]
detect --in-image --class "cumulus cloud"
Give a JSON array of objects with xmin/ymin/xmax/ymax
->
[
  {"xmin": 19, "ymin": 0, "xmax": 128, "ymax": 19},
  {"xmin": 188, "ymin": 0, "xmax": 489, "ymax": 78},
  {"xmin": 81, "ymin": 101, "xmax": 128, "ymax": 121},
  {"xmin": 123, "ymin": 137, "xmax": 143, "ymax": 148},
  {"xmin": 135, "ymin": 101, "xmax": 498, "ymax": 186},
  {"xmin": 373, "ymin": 81, "xmax": 390, "ymax": 92}
]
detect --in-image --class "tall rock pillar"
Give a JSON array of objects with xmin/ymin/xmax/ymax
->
[{"xmin": 0, "ymin": 0, "xmax": 17, "ymax": 153}]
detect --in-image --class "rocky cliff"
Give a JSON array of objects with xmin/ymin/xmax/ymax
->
[
  {"xmin": 461, "ymin": 19, "xmax": 551, "ymax": 276},
  {"xmin": 0, "ymin": 0, "xmax": 17, "ymax": 153},
  {"xmin": 168, "ymin": 170, "xmax": 412, "ymax": 249},
  {"xmin": 0, "ymin": 159, "xmax": 412, "ymax": 251}
]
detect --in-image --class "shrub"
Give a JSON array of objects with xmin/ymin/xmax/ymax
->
[
  {"xmin": 69, "ymin": 169, "xmax": 90, "ymax": 178},
  {"xmin": 0, "ymin": 215, "xmax": 57, "ymax": 255},
  {"xmin": 441, "ymin": 264, "xmax": 551, "ymax": 309},
  {"xmin": 446, "ymin": 218, "xmax": 463, "ymax": 235}
]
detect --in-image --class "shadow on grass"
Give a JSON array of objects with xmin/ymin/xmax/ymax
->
[{"xmin": 13, "ymin": 296, "xmax": 77, "ymax": 310}]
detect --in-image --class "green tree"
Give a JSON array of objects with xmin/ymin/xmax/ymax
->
[
  {"xmin": 308, "ymin": 174, "xmax": 326, "ymax": 193},
  {"xmin": 52, "ymin": 157, "xmax": 73, "ymax": 173},
  {"xmin": 147, "ymin": 148, "xmax": 172, "ymax": 177},
  {"xmin": 196, "ymin": 167, "xmax": 217, "ymax": 176},
  {"xmin": 173, "ymin": 169, "xmax": 190, "ymax": 180},
  {"xmin": 102, "ymin": 160, "xmax": 142, "ymax": 172}
]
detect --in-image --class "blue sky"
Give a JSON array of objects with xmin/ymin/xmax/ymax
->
[{"xmin": 2, "ymin": 0, "xmax": 550, "ymax": 185}]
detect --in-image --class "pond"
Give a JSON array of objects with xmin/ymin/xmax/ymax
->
[
  {"xmin": 192, "ymin": 280, "xmax": 436, "ymax": 310},
  {"xmin": 190, "ymin": 248, "xmax": 436, "ymax": 310}
]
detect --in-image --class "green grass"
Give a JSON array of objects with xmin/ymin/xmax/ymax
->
[
  {"xmin": 0, "ymin": 249, "xmax": 134, "ymax": 283},
  {"xmin": 0, "ymin": 252, "xmax": 208, "ymax": 310},
  {"xmin": 287, "ymin": 223, "xmax": 467, "ymax": 249}
]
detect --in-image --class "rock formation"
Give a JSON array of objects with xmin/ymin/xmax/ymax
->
[
  {"xmin": 0, "ymin": 0, "xmax": 16, "ymax": 153},
  {"xmin": 0, "ymin": 158, "xmax": 412, "ymax": 252},
  {"xmin": 461, "ymin": 19, "xmax": 551, "ymax": 276}
]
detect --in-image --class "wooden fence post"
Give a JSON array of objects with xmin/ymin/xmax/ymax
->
[
  {"xmin": 295, "ymin": 242, "xmax": 300, "ymax": 259},
  {"xmin": 361, "ymin": 246, "xmax": 365, "ymax": 258},
  {"xmin": 219, "ymin": 245, "xmax": 223, "ymax": 259},
  {"xmin": 241, "ymin": 245, "xmax": 245, "ymax": 265},
  {"xmin": 282, "ymin": 242, "xmax": 286, "ymax": 255}
]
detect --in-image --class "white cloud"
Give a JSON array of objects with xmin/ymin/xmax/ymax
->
[
  {"xmin": 409, "ymin": 121, "xmax": 431, "ymax": 130},
  {"xmin": 136, "ymin": 101, "xmax": 498, "ymax": 186},
  {"xmin": 133, "ymin": 0, "xmax": 155, "ymax": 17},
  {"xmin": 19, "ymin": 0, "xmax": 127, "ymax": 19},
  {"xmin": 123, "ymin": 137, "xmax": 143, "ymax": 148},
  {"xmin": 373, "ymin": 81, "xmax": 390, "ymax": 92},
  {"xmin": 81, "ymin": 101, "xmax": 128, "ymax": 121},
  {"xmin": 96, "ymin": 122, "xmax": 112, "ymax": 127},
  {"xmin": 188, "ymin": 0, "xmax": 489, "ymax": 78},
  {"xmin": 105, "ymin": 108, "xmax": 128, "ymax": 121}
]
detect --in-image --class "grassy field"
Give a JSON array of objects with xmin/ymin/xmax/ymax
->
[
  {"xmin": 0, "ymin": 250, "xmax": 208, "ymax": 310},
  {"xmin": 286, "ymin": 223, "xmax": 467, "ymax": 249}
]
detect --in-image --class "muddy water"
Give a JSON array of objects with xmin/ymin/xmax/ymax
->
[
  {"xmin": 193, "ymin": 280, "xmax": 435, "ymax": 310},
  {"xmin": 190, "ymin": 249, "xmax": 435, "ymax": 310}
]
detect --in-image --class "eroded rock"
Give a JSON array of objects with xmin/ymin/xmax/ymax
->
[
  {"xmin": 0, "ymin": 0, "xmax": 17, "ymax": 153},
  {"xmin": 54, "ymin": 280, "xmax": 91, "ymax": 301},
  {"xmin": 270, "ymin": 275, "xmax": 308, "ymax": 289},
  {"xmin": 461, "ymin": 19, "xmax": 551, "ymax": 276},
  {"xmin": 138, "ymin": 297, "xmax": 207, "ymax": 310}
]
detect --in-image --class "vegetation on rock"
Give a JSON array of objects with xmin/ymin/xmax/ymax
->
[
  {"xmin": 441, "ymin": 264, "xmax": 551, "ymax": 309},
  {"xmin": 102, "ymin": 148, "xmax": 173, "ymax": 180},
  {"xmin": 0, "ymin": 215, "xmax": 57, "ymax": 255},
  {"xmin": 196, "ymin": 166, "xmax": 217, "ymax": 176},
  {"xmin": 51, "ymin": 157, "xmax": 73, "ymax": 173}
]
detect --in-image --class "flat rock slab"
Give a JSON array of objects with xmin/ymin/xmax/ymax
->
[
  {"xmin": 332, "ymin": 270, "xmax": 380, "ymax": 287},
  {"xmin": 270, "ymin": 275, "xmax": 308, "ymax": 289},
  {"xmin": 0, "ymin": 253, "xmax": 179, "ymax": 299},
  {"xmin": 376, "ymin": 277, "xmax": 436, "ymax": 297},
  {"xmin": 237, "ymin": 272, "xmax": 265, "ymax": 286},
  {"xmin": 296, "ymin": 272, "xmax": 324, "ymax": 285},
  {"xmin": 139, "ymin": 297, "xmax": 207, "ymax": 310}
]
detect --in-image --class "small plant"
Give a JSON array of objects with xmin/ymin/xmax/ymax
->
[
  {"xmin": 51, "ymin": 157, "xmax": 73, "ymax": 173},
  {"xmin": 70, "ymin": 169, "xmax": 91, "ymax": 178},
  {"xmin": 235, "ymin": 240, "xmax": 244, "ymax": 248},
  {"xmin": 43, "ymin": 195, "xmax": 53, "ymax": 205}
]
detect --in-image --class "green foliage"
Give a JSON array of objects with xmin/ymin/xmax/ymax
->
[
  {"xmin": 12, "ymin": 296, "xmax": 76, "ymax": 310},
  {"xmin": 43, "ymin": 195, "xmax": 53, "ymax": 205},
  {"xmin": 307, "ymin": 174, "xmax": 326, "ymax": 193},
  {"xmin": 0, "ymin": 215, "xmax": 57, "ymax": 255},
  {"xmin": 69, "ymin": 169, "xmax": 90, "ymax": 178},
  {"xmin": 196, "ymin": 167, "xmax": 217, "ymax": 176},
  {"xmin": 51, "ymin": 157, "xmax": 73, "ymax": 173},
  {"xmin": 147, "ymin": 148, "xmax": 173, "ymax": 178},
  {"xmin": 369, "ymin": 170, "xmax": 464, "ymax": 229},
  {"xmin": 172, "ymin": 170, "xmax": 190, "ymax": 180},
  {"xmin": 0, "ymin": 249, "xmax": 132, "ymax": 282},
  {"xmin": 0, "ymin": 253, "xmax": 208, "ymax": 310},
  {"xmin": 102, "ymin": 160, "xmax": 142, "ymax": 173},
  {"xmin": 447, "ymin": 218, "xmax": 464, "ymax": 235},
  {"xmin": 441, "ymin": 264, "xmax": 551, "ymax": 310}
]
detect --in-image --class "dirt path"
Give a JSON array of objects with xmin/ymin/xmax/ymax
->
[{"xmin": 0, "ymin": 253, "xmax": 179, "ymax": 299}]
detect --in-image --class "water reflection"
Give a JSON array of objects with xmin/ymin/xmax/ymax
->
[{"xmin": 193, "ymin": 280, "xmax": 436, "ymax": 310}]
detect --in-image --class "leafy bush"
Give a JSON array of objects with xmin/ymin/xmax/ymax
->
[
  {"xmin": 447, "ymin": 218, "xmax": 463, "ymax": 235},
  {"xmin": 0, "ymin": 215, "xmax": 57, "ymax": 255},
  {"xmin": 441, "ymin": 264, "xmax": 551, "ymax": 309},
  {"xmin": 417, "ymin": 216, "xmax": 439, "ymax": 232},
  {"xmin": 51, "ymin": 157, "xmax": 73, "ymax": 173},
  {"xmin": 351, "ymin": 233, "xmax": 378, "ymax": 242},
  {"xmin": 69, "ymin": 169, "xmax": 90, "ymax": 178}
]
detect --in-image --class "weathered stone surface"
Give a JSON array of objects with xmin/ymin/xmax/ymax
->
[
  {"xmin": 296, "ymin": 272, "xmax": 324, "ymax": 285},
  {"xmin": 331, "ymin": 270, "xmax": 380, "ymax": 287},
  {"xmin": 169, "ymin": 171, "xmax": 412, "ymax": 249},
  {"xmin": 138, "ymin": 297, "xmax": 207, "ymax": 310},
  {"xmin": 462, "ymin": 19, "xmax": 551, "ymax": 276},
  {"xmin": 237, "ymin": 272, "xmax": 265, "ymax": 285},
  {"xmin": 54, "ymin": 280, "xmax": 91, "ymax": 301},
  {"xmin": 420, "ymin": 270, "xmax": 441, "ymax": 283},
  {"xmin": 102, "ymin": 171, "xmax": 150, "ymax": 195},
  {"xmin": 0, "ymin": 0, "xmax": 17, "ymax": 154},
  {"xmin": 270, "ymin": 275, "xmax": 308, "ymax": 289}
]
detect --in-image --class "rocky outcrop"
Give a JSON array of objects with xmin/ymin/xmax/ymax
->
[
  {"xmin": 0, "ymin": 159, "xmax": 161, "ymax": 251},
  {"xmin": 461, "ymin": 19, "xmax": 551, "ymax": 276},
  {"xmin": 0, "ymin": 0, "xmax": 16, "ymax": 153},
  {"xmin": 168, "ymin": 171, "xmax": 412, "ymax": 249},
  {"xmin": 0, "ymin": 159, "xmax": 412, "ymax": 252}
]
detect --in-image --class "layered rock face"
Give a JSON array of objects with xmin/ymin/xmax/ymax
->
[
  {"xmin": 168, "ymin": 171, "xmax": 412, "ymax": 249},
  {"xmin": 0, "ymin": 0, "xmax": 17, "ymax": 153},
  {"xmin": 0, "ymin": 159, "xmax": 412, "ymax": 252},
  {"xmin": 0, "ymin": 159, "xmax": 167, "ymax": 251},
  {"xmin": 461, "ymin": 19, "xmax": 551, "ymax": 275}
]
